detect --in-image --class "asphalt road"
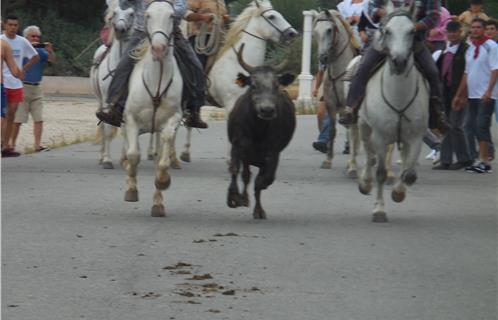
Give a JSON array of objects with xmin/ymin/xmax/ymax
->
[{"xmin": 3, "ymin": 116, "xmax": 497, "ymax": 320}]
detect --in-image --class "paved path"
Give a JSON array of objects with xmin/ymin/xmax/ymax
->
[{"xmin": 3, "ymin": 116, "xmax": 497, "ymax": 320}]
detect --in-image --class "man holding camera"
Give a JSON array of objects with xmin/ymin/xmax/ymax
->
[
  {"xmin": 11, "ymin": 25, "xmax": 55, "ymax": 152},
  {"xmin": 0, "ymin": 15, "xmax": 39, "ymax": 156}
]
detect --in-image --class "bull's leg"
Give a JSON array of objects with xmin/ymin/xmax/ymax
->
[
  {"xmin": 101, "ymin": 124, "xmax": 116, "ymax": 169},
  {"xmin": 240, "ymin": 163, "xmax": 251, "ymax": 207},
  {"xmin": 253, "ymin": 155, "xmax": 279, "ymax": 219},
  {"xmin": 227, "ymin": 148, "xmax": 241, "ymax": 208},
  {"xmin": 358, "ymin": 121, "xmax": 374, "ymax": 195},
  {"xmin": 123, "ymin": 120, "xmax": 140, "ymax": 202},
  {"xmin": 321, "ymin": 111, "xmax": 336, "ymax": 169},
  {"xmin": 180, "ymin": 127, "xmax": 192, "ymax": 163}
]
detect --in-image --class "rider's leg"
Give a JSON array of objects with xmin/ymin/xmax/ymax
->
[
  {"xmin": 339, "ymin": 46, "xmax": 386, "ymax": 125},
  {"xmin": 414, "ymin": 40, "xmax": 448, "ymax": 132},
  {"xmin": 174, "ymin": 27, "xmax": 208, "ymax": 129},
  {"xmin": 96, "ymin": 29, "xmax": 147, "ymax": 127}
]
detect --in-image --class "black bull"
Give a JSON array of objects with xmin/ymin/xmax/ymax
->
[{"xmin": 227, "ymin": 66, "xmax": 296, "ymax": 219}]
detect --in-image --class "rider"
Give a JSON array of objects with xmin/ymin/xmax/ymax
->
[
  {"xmin": 96, "ymin": 0, "xmax": 212, "ymax": 129},
  {"xmin": 339, "ymin": 0, "xmax": 447, "ymax": 131}
]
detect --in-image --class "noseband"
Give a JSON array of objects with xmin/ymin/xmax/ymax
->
[
  {"xmin": 145, "ymin": 0, "xmax": 175, "ymax": 46},
  {"xmin": 242, "ymin": 8, "xmax": 293, "ymax": 42}
]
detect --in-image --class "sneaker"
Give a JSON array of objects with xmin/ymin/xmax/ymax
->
[
  {"xmin": 35, "ymin": 146, "xmax": 50, "ymax": 152},
  {"xmin": 432, "ymin": 150, "xmax": 440, "ymax": 165},
  {"xmin": 466, "ymin": 161, "xmax": 492, "ymax": 173},
  {"xmin": 425, "ymin": 149, "xmax": 437, "ymax": 160},
  {"xmin": 312, "ymin": 141, "xmax": 328, "ymax": 153}
]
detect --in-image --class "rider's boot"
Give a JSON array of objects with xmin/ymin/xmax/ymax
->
[
  {"xmin": 338, "ymin": 106, "xmax": 356, "ymax": 125},
  {"xmin": 184, "ymin": 111, "xmax": 208, "ymax": 129},
  {"xmin": 96, "ymin": 104, "xmax": 123, "ymax": 127},
  {"xmin": 429, "ymin": 96, "xmax": 449, "ymax": 133}
]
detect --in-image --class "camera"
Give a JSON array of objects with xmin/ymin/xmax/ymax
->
[{"xmin": 33, "ymin": 43, "xmax": 46, "ymax": 48}]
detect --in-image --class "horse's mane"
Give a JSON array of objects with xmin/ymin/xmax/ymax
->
[
  {"xmin": 216, "ymin": 0, "xmax": 273, "ymax": 59},
  {"xmin": 130, "ymin": 38, "xmax": 150, "ymax": 61},
  {"xmin": 329, "ymin": 10, "xmax": 361, "ymax": 51}
]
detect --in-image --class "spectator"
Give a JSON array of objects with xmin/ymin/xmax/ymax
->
[
  {"xmin": 357, "ymin": 0, "xmax": 379, "ymax": 50},
  {"xmin": 453, "ymin": 18, "xmax": 498, "ymax": 173},
  {"xmin": 433, "ymin": 20, "xmax": 473, "ymax": 170},
  {"xmin": 1, "ymin": 39, "xmax": 22, "ymax": 157},
  {"xmin": 0, "ymin": 15, "xmax": 39, "ymax": 156},
  {"xmin": 311, "ymin": 68, "xmax": 329, "ymax": 154},
  {"xmin": 456, "ymin": 0, "xmax": 489, "ymax": 38},
  {"xmin": 426, "ymin": 6, "xmax": 451, "ymax": 52},
  {"xmin": 485, "ymin": 19, "xmax": 498, "ymax": 41},
  {"xmin": 11, "ymin": 25, "xmax": 55, "ymax": 152}
]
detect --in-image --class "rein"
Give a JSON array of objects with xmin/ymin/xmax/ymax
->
[{"xmin": 241, "ymin": 8, "xmax": 292, "ymax": 43}]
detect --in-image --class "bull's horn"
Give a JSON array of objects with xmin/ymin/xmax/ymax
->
[
  {"xmin": 236, "ymin": 43, "xmax": 255, "ymax": 74},
  {"xmin": 273, "ymin": 59, "xmax": 289, "ymax": 73}
]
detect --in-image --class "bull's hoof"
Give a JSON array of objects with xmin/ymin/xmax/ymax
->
[
  {"xmin": 227, "ymin": 192, "xmax": 240, "ymax": 208},
  {"xmin": 170, "ymin": 159, "xmax": 182, "ymax": 170},
  {"xmin": 358, "ymin": 182, "xmax": 372, "ymax": 195},
  {"xmin": 347, "ymin": 169, "xmax": 357, "ymax": 179},
  {"xmin": 151, "ymin": 204, "xmax": 166, "ymax": 217},
  {"xmin": 180, "ymin": 152, "xmax": 191, "ymax": 163},
  {"xmin": 253, "ymin": 207, "xmax": 267, "ymax": 219},
  {"xmin": 320, "ymin": 161, "xmax": 332, "ymax": 169},
  {"xmin": 372, "ymin": 211, "xmax": 388, "ymax": 223},
  {"xmin": 155, "ymin": 175, "xmax": 171, "ymax": 190},
  {"xmin": 102, "ymin": 161, "xmax": 114, "ymax": 169},
  {"xmin": 391, "ymin": 189, "xmax": 406, "ymax": 203},
  {"xmin": 124, "ymin": 189, "xmax": 139, "ymax": 202}
]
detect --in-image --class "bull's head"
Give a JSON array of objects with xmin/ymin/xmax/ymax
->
[{"xmin": 235, "ymin": 43, "xmax": 295, "ymax": 120}]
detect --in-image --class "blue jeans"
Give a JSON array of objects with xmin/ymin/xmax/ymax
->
[
  {"xmin": 317, "ymin": 113, "xmax": 332, "ymax": 143},
  {"xmin": 464, "ymin": 98, "xmax": 496, "ymax": 159}
]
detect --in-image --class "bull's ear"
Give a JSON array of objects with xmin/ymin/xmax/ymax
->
[
  {"xmin": 278, "ymin": 73, "xmax": 295, "ymax": 87},
  {"xmin": 235, "ymin": 73, "xmax": 251, "ymax": 87}
]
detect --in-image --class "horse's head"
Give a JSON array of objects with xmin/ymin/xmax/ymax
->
[
  {"xmin": 378, "ymin": 1, "xmax": 417, "ymax": 74},
  {"xmin": 111, "ymin": 4, "xmax": 134, "ymax": 39},
  {"xmin": 145, "ymin": 0, "xmax": 175, "ymax": 61},
  {"xmin": 250, "ymin": 0, "xmax": 298, "ymax": 44},
  {"xmin": 313, "ymin": 10, "xmax": 354, "ymax": 65}
]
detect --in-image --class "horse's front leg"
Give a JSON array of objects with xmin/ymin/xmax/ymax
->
[
  {"xmin": 169, "ymin": 127, "xmax": 181, "ymax": 169},
  {"xmin": 358, "ymin": 121, "xmax": 374, "ymax": 195},
  {"xmin": 392, "ymin": 137, "xmax": 422, "ymax": 203},
  {"xmin": 102, "ymin": 123, "xmax": 115, "ymax": 169},
  {"xmin": 180, "ymin": 127, "xmax": 192, "ymax": 163},
  {"xmin": 347, "ymin": 123, "xmax": 360, "ymax": 178},
  {"xmin": 385, "ymin": 144, "xmax": 396, "ymax": 184},
  {"xmin": 372, "ymin": 140, "xmax": 388, "ymax": 223},
  {"xmin": 123, "ymin": 119, "xmax": 140, "ymax": 202}
]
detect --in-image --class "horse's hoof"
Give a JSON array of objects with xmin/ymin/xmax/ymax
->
[
  {"xmin": 321, "ymin": 161, "xmax": 332, "ymax": 169},
  {"xmin": 147, "ymin": 153, "xmax": 155, "ymax": 161},
  {"xmin": 170, "ymin": 160, "xmax": 182, "ymax": 170},
  {"xmin": 391, "ymin": 189, "xmax": 406, "ymax": 203},
  {"xmin": 402, "ymin": 169, "xmax": 417, "ymax": 186},
  {"xmin": 151, "ymin": 204, "xmax": 166, "ymax": 217},
  {"xmin": 253, "ymin": 208, "xmax": 267, "ymax": 220},
  {"xmin": 358, "ymin": 182, "xmax": 372, "ymax": 195},
  {"xmin": 372, "ymin": 212, "xmax": 388, "ymax": 223},
  {"xmin": 102, "ymin": 161, "xmax": 114, "ymax": 169},
  {"xmin": 155, "ymin": 175, "xmax": 171, "ymax": 190},
  {"xmin": 347, "ymin": 169, "xmax": 357, "ymax": 179},
  {"xmin": 124, "ymin": 189, "xmax": 139, "ymax": 202},
  {"xmin": 180, "ymin": 152, "xmax": 191, "ymax": 163}
]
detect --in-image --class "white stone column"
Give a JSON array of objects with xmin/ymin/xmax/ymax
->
[{"xmin": 296, "ymin": 10, "xmax": 314, "ymax": 113}]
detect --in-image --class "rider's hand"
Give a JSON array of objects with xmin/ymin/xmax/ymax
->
[{"xmin": 359, "ymin": 31, "xmax": 368, "ymax": 44}]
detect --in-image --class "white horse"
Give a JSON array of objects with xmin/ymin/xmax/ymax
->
[
  {"xmin": 313, "ymin": 10, "xmax": 359, "ymax": 171},
  {"xmin": 91, "ymin": 0, "xmax": 135, "ymax": 169},
  {"xmin": 179, "ymin": 0, "xmax": 298, "ymax": 163},
  {"xmin": 357, "ymin": 2, "xmax": 429, "ymax": 222},
  {"xmin": 121, "ymin": 0, "xmax": 183, "ymax": 217}
]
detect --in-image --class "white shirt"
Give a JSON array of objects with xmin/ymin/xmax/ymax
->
[
  {"xmin": 1, "ymin": 34, "xmax": 38, "ymax": 89},
  {"xmin": 465, "ymin": 39, "xmax": 498, "ymax": 99}
]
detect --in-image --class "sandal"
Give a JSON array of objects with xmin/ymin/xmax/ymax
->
[{"xmin": 35, "ymin": 146, "xmax": 50, "ymax": 152}]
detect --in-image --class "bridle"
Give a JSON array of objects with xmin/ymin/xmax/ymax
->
[
  {"xmin": 144, "ymin": 0, "xmax": 175, "ymax": 47},
  {"xmin": 242, "ymin": 8, "xmax": 292, "ymax": 42}
]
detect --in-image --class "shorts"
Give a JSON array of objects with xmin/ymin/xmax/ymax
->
[
  {"xmin": 14, "ymin": 84, "xmax": 43, "ymax": 123},
  {"xmin": 1, "ymin": 84, "xmax": 6, "ymax": 118},
  {"xmin": 5, "ymin": 87, "xmax": 24, "ymax": 104}
]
